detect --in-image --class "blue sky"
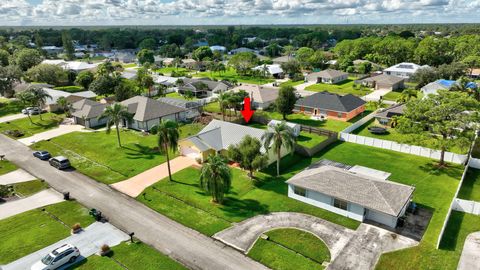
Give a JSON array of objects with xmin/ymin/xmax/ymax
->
[{"xmin": 2, "ymin": 0, "xmax": 480, "ymax": 26}]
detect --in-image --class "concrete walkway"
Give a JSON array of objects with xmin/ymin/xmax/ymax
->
[
  {"xmin": 457, "ymin": 232, "xmax": 480, "ymax": 270},
  {"xmin": 2, "ymin": 222, "xmax": 129, "ymax": 270},
  {"xmin": 0, "ymin": 189, "xmax": 64, "ymax": 220},
  {"xmin": 294, "ymin": 81, "xmax": 316, "ymax": 91},
  {"xmin": 362, "ymin": 89, "xmax": 391, "ymax": 102},
  {"xmin": 111, "ymin": 156, "xmax": 197, "ymax": 197},
  {"xmin": 213, "ymin": 212, "xmax": 355, "ymax": 260},
  {"xmin": 0, "ymin": 135, "xmax": 268, "ymax": 270},
  {"xmin": 328, "ymin": 224, "xmax": 418, "ymax": 270},
  {"xmin": 18, "ymin": 124, "xmax": 88, "ymax": 146},
  {"xmin": 0, "ymin": 169, "xmax": 36, "ymax": 185},
  {"xmin": 0, "ymin": 113, "xmax": 28, "ymax": 123}
]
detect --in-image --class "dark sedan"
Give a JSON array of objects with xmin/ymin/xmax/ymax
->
[{"xmin": 33, "ymin": 151, "xmax": 51, "ymax": 160}]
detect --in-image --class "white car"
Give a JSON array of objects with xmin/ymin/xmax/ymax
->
[
  {"xmin": 21, "ymin": 107, "xmax": 42, "ymax": 115},
  {"xmin": 31, "ymin": 244, "xmax": 80, "ymax": 270}
]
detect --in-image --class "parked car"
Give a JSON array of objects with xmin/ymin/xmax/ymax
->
[
  {"xmin": 21, "ymin": 107, "xmax": 42, "ymax": 115},
  {"xmin": 33, "ymin": 151, "xmax": 51, "ymax": 160},
  {"xmin": 49, "ymin": 156, "xmax": 71, "ymax": 170},
  {"xmin": 31, "ymin": 244, "xmax": 80, "ymax": 270}
]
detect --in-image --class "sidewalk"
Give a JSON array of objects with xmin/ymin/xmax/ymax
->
[
  {"xmin": 0, "ymin": 169, "xmax": 36, "ymax": 185},
  {"xmin": 111, "ymin": 156, "xmax": 196, "ymax": 197},
  {"xmin": 0, "ymin": 113, "xmax": 28, "ymax": 123},
  {"xmin": 18, "ymin": 124, "xmax": 88, "ymax": 146},
  {"xmin": 0, "ymin": 189, "xmax": 64, "ymax": 220}
]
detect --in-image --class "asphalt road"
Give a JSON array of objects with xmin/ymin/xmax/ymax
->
[{"xmin": 0, "ymin": 135, "xmax": 269, "ymax": 270}]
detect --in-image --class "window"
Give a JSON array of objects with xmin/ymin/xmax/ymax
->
[
  {"xmin": 337, "ymin": 112, "xmax": 343, "ymax": 118},
  {"xmin": 333, "ymin": 198, "xmax": 348, "ymax": 210},
  {"xmin": 293, "ymin": 186, "xmax": 306, "ymax": 197}
]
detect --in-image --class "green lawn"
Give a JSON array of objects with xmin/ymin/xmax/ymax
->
[
  {"xmin": 382, "ymin": 91, "xmax": 402, "ymax": 101},
  {"xmin": 122, "ymin": 63, "xmax": 137, "ymax": 68},
  {"xmin": 297, "ymin": 132, "xmax": 329, "ymax": 148},
  {"xmin": 351, "ymin": 119, "xmax": 468, "ymax": 154},
  {"xmin": 138, "ymin": 166, "xmax": 360, "ymax": 236},
  {"xmin": 165, "ymin": 92, "xmax": 197, "ymax": 100},
  {"xmin": 458, "ymin": 168, "xmax": 480, "ymax": 201},
  {"xmin": 194, "ymin": 68, "xmax": 274, "ymax": 85},
  {"xmin": 0, "ymin": 99, "xmax": 23, "ymax": 117},
  {"xmin": 31, "ymin": 124, "xmax": 205, "ymax": 184},
  {"xmin": 155, "ymin": 67, "xmax": 189, "ymax": 75},
  {"xmin": 12, "ymin": 180, "xmax": 49, "ymax": 197},
  {"xmin": 203, "ymin": 102, "xmax": 222, "ymax": 113},
  {"xmin": 257, "ymin": 111, "xmax": 352, "ymax": 133},
  {"xmin": 53, "ymin": 85, "xmax": 85, "ymax": 93},
  {"xmin": 305, "ymin": 77, "xmax": 372, "ymax": 97},
  {"xmin": 0, "ymin": 159, "xmax": 18, "ymax": 175},
  {"xmin": 248, "ymin": 238, "xmax": 324, "ymax": 270},
  {"xmin": 71, "ymin": 242, "xmax": 186, "ymax": 270},
  {"xmin": 0, "ymin": 201, "xmax": 94, "ymax": 264},
  {"xmin": 0, "ymin": 113, "xmax": 64, "ymax": 138},
  {"xmin": 279, "ymin": 80, "xmax": 304, "ymax": 88}
]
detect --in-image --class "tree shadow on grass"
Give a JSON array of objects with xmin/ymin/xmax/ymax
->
[
  {"xmin": 219, "ymin": 197, "xmax": 269, "ymax": 220},
  {"xmin": 439, "ymin": 211, "xmax": 465, "ymax": 251},
  {"xmin": 123, "ymin": 144, "xmax": 162, "ymax": 160},
  {"xmin": 418, "ymin": 162, "xmax": 464, "ymax": 179}
]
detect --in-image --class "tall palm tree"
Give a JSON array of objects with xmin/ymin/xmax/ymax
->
[
  {"xmin": 156, "ymin": 119, "xmax": 180, "ymax": 181},
  {"xmin": 262, "ymin": 122, "xmax": 296, "ymax": 177},
  {"xmin": 200, "ymin": 154, "xmax": 232, "ymax": 204},
  {"xmin": 396, "ymin": 88, "xmax": 418, "ymax": 103},
  {"xmin": 15, "ymin": 91, "xmax": 35, "ymax": 124},
  {"xmin": 29, "ymin": 86, "xmax": 52, "ymax": 120},
  {"xmin": 56, "ymin": 96, "xmax": 72, "ymax": 117},
  {"xmin": 98, "ymin": 103, "xmax": 132, "ymax": 147},
  {"xmin": 217, "ymin": 92, "xmax": 230, "ymax": 121}
]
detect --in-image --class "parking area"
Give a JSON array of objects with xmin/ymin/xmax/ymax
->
[{"xmin": 1, "ymin": 222, "xmax": 129, "ymax": 270}]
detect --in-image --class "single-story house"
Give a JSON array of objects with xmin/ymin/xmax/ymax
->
[
  {"xmin": 231, "ymin": 84, "xmax": 279, "ymax": 110},
  {"xmin": 359, "ymin": 74, "xmax": 405, "ymax": 91},
  {"xmin": 154, "ymin": 75, "xmax": 181, "ymax": 88},
  {"xmin": 120, "ymin": 96, "xmax": 187, "ymax": 131},
  {"xmin": 420, "ymin": 79, "xmax": 457, "ymax": 96},
  {"xmin": 253, "ymin": 64, "xmax": 284, "ymax": 79},
  {"xmin": 41, "ymin": 60, "xmax": 98, "ymax": 73},
  {"xmin": 374, "ymin": 103, "xmax": 406, "ymax": 125},
  {"xmin": 42, "ymin": 46, "xmax": 63, "ymax": 55},
  {"xmin": 384, "ymin": 62, "xmax": 428, "ymax": 80},
  {"xmin": 71, "ymin": 99, "xmax": 108, "ymax": 128},
  {"xmin": 112, "ymin": 52, "xmax": 137, "ymax": 63},
  {"xmin": 294, "ymin": 92, "xmax": 366, "ymax": 121},
  {"xmin": 179, "ymin": 119, "xmax": 289, "ymax": 163},
  {"xmin": 158, "ymin": 97, "xmax": 201, "ymax": 119},
  {"xmin": 229, "ymin": 47, "xmax": 258, "ymax": 55},
  {"xmin": 287, "ymin": 162, "xmax": 415, "ymax": 228},
  {"xmin": 268, "ymin": 120, "xmax": 301, "ymax": 137},
  {"xmin": 179, "ymin": 78, "xmax": 231, "ymax": 98},
  {"xmin": 306, "ymin": 69, "xmax": 348, "ymax": 84},
  {"xmin": 272, "ymin": 56, "xmax": 291, "ymax": 65},
  {"xmin": 43, "ymin": 88, "xmax": 97, "ymax": 112}
]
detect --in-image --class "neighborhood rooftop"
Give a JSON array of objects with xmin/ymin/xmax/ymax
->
[
  {"xmin": 296, "ymin": 92, "xmax": 366, "ymax": 112},
  {"xmin": 232, "ymin": 84, "xmax": 279, "ymax": 104},
  {"xmin": 121, "ymin": 96, "xmax": 186, "ymax": 122},
  {"xmin": 287, "ymin": 164, "xmax": 415, "ymax": 216}
]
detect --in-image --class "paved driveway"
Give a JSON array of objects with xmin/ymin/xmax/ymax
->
[
  {"xmin": 362, "ymin": 89, "xmax": 391, "ymax": 102},
  {"xmin": 0, "ymin": 169, "xmax": 36, "ymax": 185},
  {"xmin": 1, "ymin": 222, "xmax": 129, "ymax": 270},
  {"xmin": 0, "ymin": 113, "xmax": 28, "ymax": 123},
  {"xmin": 0, "ymin": 135, "xmax": 268, "ymax": 270},
  {"xmin": 213, "ymin": 212, "xmax": 355, "ymax": 259},
  {"xmin": 457, "ymin": 232, "xmax": 480, "ymax": 270},
  {"xmin": 0, "ymin": 189, "xmax": 64, "ymax": 220},
  {"xmin": 111, "ymin": 156, "xmax": 197, "ymax": 197},
  {"xmin": 18, "ymin": 124, "xmax": 88, "ymax": 146}
]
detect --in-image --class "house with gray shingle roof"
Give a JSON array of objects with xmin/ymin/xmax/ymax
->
[
  {"xmin": 120, "ymin": 96, "xmax": 187, "ymax": 131},
  {"xmin": 231, "ymin": 84, "xmax": 279, "ymax": 110},
  {"xmin": 178, "ymin": 119, "xmax": 289, "ymax": 163},
  {"xmin": 306, "ymin": 69, "xmax": 349, "ymax": 84},
  {"xmin": 178, "ymin": 78, "xmax": 231, "ymax": 98},
  {"xmin": 294, "ymin": 92, "xmax": 366, "ymax": 121},
  {"xmin": 71, "ymin": 99, "xmax": 108, "ymax": 128},
  {"xmin": 374, "ymin": 104, "xmax": 406, "ymax": 125},
  {"xmin": 359, "ymin": 74, "xmax": 405, "ymax": 91},
  {"xmin": 287, "ymin": 162, "xmax": 415, "ymax": 228}
]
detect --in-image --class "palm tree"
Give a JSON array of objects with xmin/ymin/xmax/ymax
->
[
  {"xmin": 15, "ymin": 91, "xmax": 35, "ymax": 124},
  {"xmin": 57, "ymin": 96, "xmax": 72, "ymax": 117},
  {"xmin": 262, "ymin": 122, "xmax": 296, "ymax": 177},
  {"xmin": 156, "ymin": 119, "xmax": 180, "ymax": 181},
  {"xmin": 217, "ymin": 92, "xmax": 230, "ymax": 121},
  {"xmin": 29, "ymin": 86, "xmax": 52, "ymax": 120},
  {"xmin": 98, "ymin": 103, "xmax": 132, "ymax": 147},
  {"xmin": 200, "ymin": 154, "xmax": 232, "ymax": 204},
  {"xmin": 396, "ymin": 88, "xmax": 418, "ymax": 103}
]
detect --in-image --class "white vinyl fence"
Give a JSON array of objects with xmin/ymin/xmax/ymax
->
[
  {"xmin": 469, "ymin": 157, "xmax": 480, "ymax": 169},
  {"xmin": 452, "ymin": 199, "xmax": 480, "ymax": 215}
]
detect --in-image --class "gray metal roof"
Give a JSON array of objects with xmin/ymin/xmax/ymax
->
[
  {"xmin": 287, "ymin": 164, "xmax": 415, "ymax": 216},
  {"xmin": 120, "ymin": 96, "xmax": 186, "ymax": 122},
  {"xmin": 182, "ymin": 119, "xmax": 267, "ymax": 153},
  {"xmin": 295, "ymin": 92, "xmax": 366, "ymax": 112}
]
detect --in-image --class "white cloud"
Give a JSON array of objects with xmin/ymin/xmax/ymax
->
[{"xmin": 0, "ymin": 0, "xmax": 477, "ymax": 25}]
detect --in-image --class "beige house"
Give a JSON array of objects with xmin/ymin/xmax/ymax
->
[
  {"xmin": 306, "ymin": 69, "xmax": 349, "ymax": 84},
  {"xmin": 231, "ymin": 84, "xmax": 279, "ymax": 110},
  {"xmin": 360, "ymin": 74, "xmax": 405, "ymax": 91}
]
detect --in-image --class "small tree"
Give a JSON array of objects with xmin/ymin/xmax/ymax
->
[
  {"xmin": 75, "ymin": 70, "xmax": 95, "ymax": 89},
  {"xmin": 227, "ymin": 135, "xmax": 268, "ymax": 179},
  {"xmin": 200, "ymin": 154, "xmax": 232, "ymax": 204},
  {"xmin": 98, "ymin": 103, "xmax": 133, "ymax": 147},
  {"xmin": 275, "ymin": 85, "xmax": 297, "ymax": 120},
  {"xmin": 397, "ymin": 91, "xmax": 479, "ymax": 166},
  {"xmin": 29, "ymin": 86, "xmax": 52, "ymax": 121},
  {"xmin": 396, "ymin": 89, "xmax": 418, "ymax": 103},
  {"xmin": 57, "ymin": 96, "xmax": 72, "ymax": 116},
  {"xmin": 262, "ymin": 122, "xmax": 296, "ymax": 176},
  {"xmin": 155, "ymin": 119, "xmax": 180, "ymax": 181},
  {"xmin": 15, "ymin": 91, "xmax": 35, "ymax": 123}
]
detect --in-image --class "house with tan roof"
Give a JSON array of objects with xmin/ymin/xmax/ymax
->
[
  {"xmin": 231, "ymin": 84, "xmax": 279, "ymax": 110},
  {"xmin": 306, "ymin": 69, "xmax": 349, "ymax": 84},
  {"xmin": 360, "ymin": 74, "xmax": 405, "ymax": 91}
]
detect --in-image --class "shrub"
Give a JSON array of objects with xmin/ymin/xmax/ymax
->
[{"xmin": 71, "ymin": 223, "xmax": 81, "ymax": 231}]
